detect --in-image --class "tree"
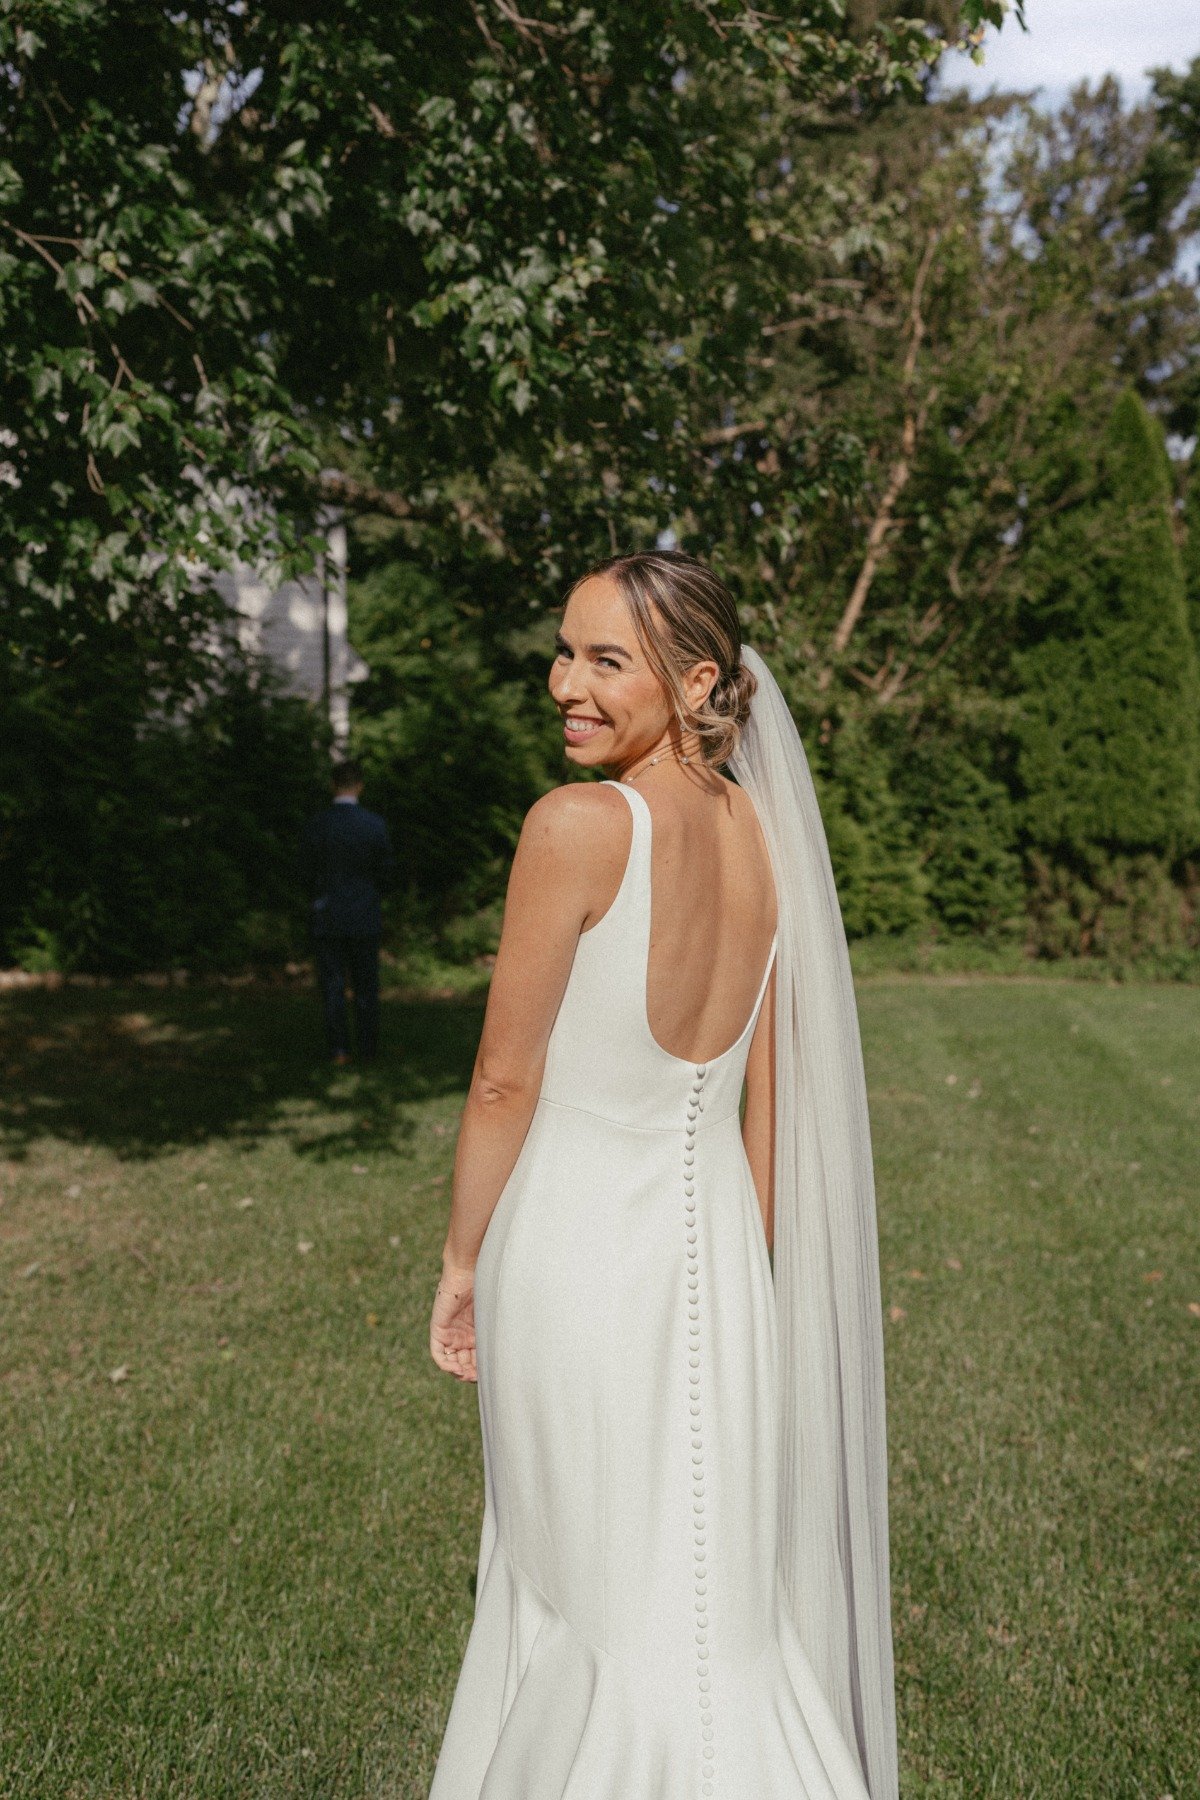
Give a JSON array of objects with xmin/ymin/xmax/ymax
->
[
  {"xmin": 0, "ymin": 628, "xmax": 328, "ymax": 972},
  {"xmin": 1182, "ymin": 469, "xmax": 1200, "ymax": 662},
  {"xmin": 0, "ymin": 0, "xmax": 1016, "ymax": 631},
  {"xmin": 1017, "ymin": 389, "xmax": 1200, "ymax": 860},
  {"xmin": 2, "ymin": 0, "xmax": 1026, "ymax": 967}
]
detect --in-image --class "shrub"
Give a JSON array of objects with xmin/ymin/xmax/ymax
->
[
  {"xmin": 1017, "ymin": 390, "xmax": 1200, "ymax": 860},
  {"xmin": 0, "ymin": 642, "xmax": 328, "ymax": 974},
  {"xmin": 346, "ymin": 560, "xmax": 561, "ymax": 953},
  {"xmin": 813, "ymin": 718, "xmax": 928, "ymax": 939},
  {"xmin": 1024, "ymin": 848, "xmax": 1198, "ymax": 963},
  {"xmin": 895, "ymin": 738, "xmax": 1024, "ymax": 940}
]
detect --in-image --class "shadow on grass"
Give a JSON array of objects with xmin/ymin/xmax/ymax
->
[{"xmin": 0, "ymin": 985, "xmax": 484, "ymax": 1162}]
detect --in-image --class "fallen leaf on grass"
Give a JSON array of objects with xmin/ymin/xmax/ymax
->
[
  {"xmin": 944, "ymin": 1074, "xmax": 958, "ymax": 1087},
  {"xmin": 108, "ymin": 1364, "xmax": 130, "ymax": 1385},
  {"xmin": 236, "ymin": 1196, "xmax": 255, "ymax": 1210},
  {"xmin": 352, "ymin": 1164, "xmax": 367, "ymax": 1175},
  {"xmin": 945, "ymin": 1256, "xmax": 963, "ymax": 1272},
  {"xmin": 388, "ymin": 1235, "xmax": 401, "ymax": 1248},
  {"xmin": 905, "ymin": 1269, "xmax": 926, "ymax": 1280},
  {"xmin": 1143, "ymin": 1270, "xmax": 1164, "ymax": 1283},
  {"xmin": 1187, "ymin": 1302, "xmax": 1200, "ymax": 1318},
  {"xmin": 66, "ymin": 1183, "xmax": 82, "ymax": 1199},
  {"xmin": 366, "ymin": 1312, "xmax": 379, "ymax": 1329},
  {"xmin": 967, "ymin": 1079, "xmax": 982, "ymax": 1100},
  {"xmin": 297, "ymin": 1239, "xmax": 314, "ymax": 1255},
  {"xmin": 888, "ymin": 1305, "xmax": 907, "ymax": 1323},
  {"xmin": 18, "ymin": 1261, "xmax": 40, "ymax": 1280}
]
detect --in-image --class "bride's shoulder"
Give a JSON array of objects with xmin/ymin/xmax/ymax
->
[
  {"xmin": 510, "ymin": 784, "xmax": 631, "ymax": 922},
  {"xmin": 518, "ymin": 781, "xmax": 631, "ymax": 862}
]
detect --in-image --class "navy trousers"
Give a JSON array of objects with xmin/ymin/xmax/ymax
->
[{"xmin": 313, "ymin": 935, "xmax": 380, "ymax": 1059}]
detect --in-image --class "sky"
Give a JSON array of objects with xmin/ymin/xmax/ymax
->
[{"xmin": 939, "ymin": 0, "xmax": 1200, "ymax": 109}]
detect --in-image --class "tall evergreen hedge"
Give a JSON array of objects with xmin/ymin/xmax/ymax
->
[
  {"xmin": 1017, "ymin": 391, "xmax": 1200, "ymax": 861},
  {"xmin": 1183, "ymin": 472, "xmax": 1200, "ymax": 665}
]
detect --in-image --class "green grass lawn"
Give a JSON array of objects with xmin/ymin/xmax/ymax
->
[{"xmin": 1, "ymin": 977, "xmax": 1196, "ymax": 1799}]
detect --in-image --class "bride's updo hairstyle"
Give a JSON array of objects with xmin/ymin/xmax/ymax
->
[{"xmin": 570, "ymin": 549, "xmax": 758, "ymax": 766}]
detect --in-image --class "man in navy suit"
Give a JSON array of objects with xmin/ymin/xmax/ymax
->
[{"xmin": 300, "ymin": 760, "xmax": 396, "ymax": 1064}]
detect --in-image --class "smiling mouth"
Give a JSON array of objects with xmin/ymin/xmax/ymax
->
[{"xmin": 563, "ymin": 715, "xmax": 606, "ymax": 739}]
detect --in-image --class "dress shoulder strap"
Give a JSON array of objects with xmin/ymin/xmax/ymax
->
[
  {"xmin": 582, "ymin": 780, "xmax": 650, "ymax": 937},
  {"xmin": 602, "ymin": 777, "xmax": 651, "ymax": 830}
]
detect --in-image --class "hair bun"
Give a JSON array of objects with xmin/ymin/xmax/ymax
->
[
  {"xmin": 702, "ymin": 659, "xmax": 757, "ymax": 764},
  {"xmin": 715, "ymin": 661, "xmax": 757, "ymax": 724}
]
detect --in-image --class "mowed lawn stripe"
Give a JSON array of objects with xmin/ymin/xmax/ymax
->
[{"xmin": 1, "ymin": 980, "xmax": 1196, "ymax": 1798}]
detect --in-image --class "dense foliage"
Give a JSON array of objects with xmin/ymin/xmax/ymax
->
[
  {"xmin": 0, "ymin": 0, "xmax": 1017, "ymax": 969},
  {"xmin": 1015, "ymin": 393, "xmax": 1200, "ymax": 958},
  {"xmin": 6, "ymin": 3, "xmax": 1200, "ymax": 971},
  {"xmin": 0, "ymin": 633, "xmax": 328, "ymax": 972},
  {"xmin": 1, "ymin": 0, "xmax": 1011, "ymax": 616},
  {"xmin": 1019, "ymin": 392, "xmax": 1199, "ymax": 858}
]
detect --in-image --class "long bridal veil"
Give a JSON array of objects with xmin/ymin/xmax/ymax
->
[{"xmin": 728, "ymin": 643, "xmax": 898, "ymax": 1800}]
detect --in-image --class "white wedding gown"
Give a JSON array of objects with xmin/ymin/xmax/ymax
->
[{"xmin": 430, "ymin": 779, "xmax": 872, "ymax": 1800}]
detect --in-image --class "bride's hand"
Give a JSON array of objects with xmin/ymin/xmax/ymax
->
[{"xmin": 430, "ymin": 1264, "xmax": 477, "ymax": 1382}]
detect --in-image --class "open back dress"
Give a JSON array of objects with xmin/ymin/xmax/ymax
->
[{"xmin": 429, "ymin": 779, "xmax": 872, "ymax": 1800}]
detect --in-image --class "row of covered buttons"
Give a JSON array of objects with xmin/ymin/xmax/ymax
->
[{"xmin": 685, "ymin": 1061, "xmax": 715, "ymax": 1794}]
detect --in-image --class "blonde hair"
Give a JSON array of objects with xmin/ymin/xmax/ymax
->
[{"xmin": 567, "ymin": 550, "xmax": 757, "ymax": 766}]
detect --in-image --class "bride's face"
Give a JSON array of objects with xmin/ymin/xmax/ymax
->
[{"xmin": 549, "ymin": 573, "xmax": 714, "ymax": 772}]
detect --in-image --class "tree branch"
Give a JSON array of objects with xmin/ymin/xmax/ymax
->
[
  {"xmin": 763, "ymin": 305, "xmax": 897, "ymax": 335},
  {"xmin": 877, "ymin": 622, "xmax": 963, "ymax": 706},
  {"xmin": 828, "ymin": 230, "xmax": 941, "ymax": 660},
  {"xmin": 367, "ymin": 101, "xmax": 397, "ymax": 138},
  {"xmin": 317, "ymin": 470, "xmax": 509, "ymax": 555},
  {"xmin": 318, "ymin": 470, "xmax": 420, "ymax": 519},
  {"xmin": 700, "ymin": 418, "xmax": 768, "ymax": 445}
]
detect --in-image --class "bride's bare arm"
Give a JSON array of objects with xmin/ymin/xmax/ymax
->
[
  {"xmin": 741, "ymin": 963, "xmax": 776, "ymax": 1251},
  {"xmin": 431, "ymin": 785, "xmax": 628, "ymax": 1381},
  {"xmin": 439, "ymin": 784, "xmax": 628, "ymax": 1277}
]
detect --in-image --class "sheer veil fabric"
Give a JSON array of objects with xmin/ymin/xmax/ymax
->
[{"xmin": 728, "ymin": 644, "xmax": 898, "ymax": 1800}]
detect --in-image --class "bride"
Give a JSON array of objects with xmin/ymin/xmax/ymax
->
[{"xmin": 428, "ymin": 551, "xmax": 897, "ymax": 1800}]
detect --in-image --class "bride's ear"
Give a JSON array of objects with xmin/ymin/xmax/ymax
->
[{"xmin": 684, "ymin": 657, "xmax": 721, "ymax": 712}]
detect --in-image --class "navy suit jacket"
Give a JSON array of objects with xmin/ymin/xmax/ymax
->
[{"xmin": 300, "ymin": 801, "xmax": 396, "ymax": 939}]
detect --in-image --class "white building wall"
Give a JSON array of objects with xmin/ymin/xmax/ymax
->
[{"xmin": 210, "ymin": 509, "xmax": 368, "ymax": 745}]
